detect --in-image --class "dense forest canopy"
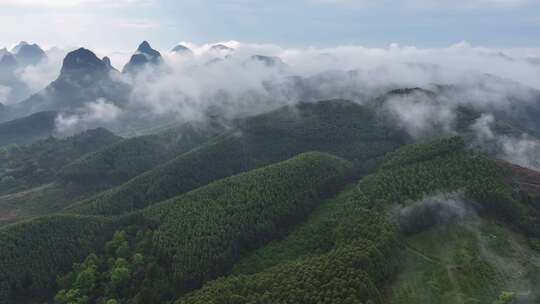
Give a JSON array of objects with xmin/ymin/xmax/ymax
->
[
  {"xmin": 2, "ymin": 3, "xmax": 540, "ymax": 301},
  {"xmin": 1, "ymin": 97, "xmax": 540, "ymax": 304}
]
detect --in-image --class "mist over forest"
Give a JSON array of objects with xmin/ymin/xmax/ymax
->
[{"xmin": 1, "ymin": 1, "xmax": 540, "ymax": 303}]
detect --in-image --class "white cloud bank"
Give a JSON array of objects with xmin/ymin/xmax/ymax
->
[
  {"xmin": 3, "ymin": 39, "xmax": 540, "ymax": 170},
  {"xmin": 16, "ymin": 47, "xmax": 68, "ymax": 92},
  {"xmin": 55, "ymin": 98, "xmax": 123, "ymax": 135},
  {"xmin": 122, "ymin": 40, "xmax": 540, "ymax": 170},
  {"xmin": 40, "ymin": 40, "xmax": 540, "ymax": 125}
]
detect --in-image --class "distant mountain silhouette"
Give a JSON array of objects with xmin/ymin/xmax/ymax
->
[
  {"xmin": 11, "ymin": 41, "xmax": 29, "ymax": 54},
  {"xmin": 15, "ymin": 43, "xmax": 46, "ymax": 66},
  {"xmin": 0, "ymin": 53, "xmax": 17, "ymax": 70},
  {"xmin": 210, "ymin": 44, "xmax": 234, "ymax": 52},
  {"xmin": 0, "ymin": 42, "xmax": 47, "ymax": 107},
  {"xmin": 0, "ymin": 48, "xmax": 9, "ymax": 60},
  {"xmin": 102, "ymin": 56, "xmax": 117, "ymax": 71},
  {"xmin": 10, "ymin": 48, "xmax": 129, "ymax": 117},
  {"xmin": 122, "ymin": 41, "xmax": 162, "ymax": 73},
  {"xmin": 60, "ymin": 48, "xmax": 108, "ymax": 78},
  {"xmin": 0, "ymin": 53, "xmax": 28, "ymax": 107},
  {"xmin": 171, "ymin": 44, "xmax": 193, "ymax": 55}
]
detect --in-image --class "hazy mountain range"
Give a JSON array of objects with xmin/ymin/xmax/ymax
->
[{"xmin": 0, "ymin": 38, "xmax": 540, "ymax": 304}]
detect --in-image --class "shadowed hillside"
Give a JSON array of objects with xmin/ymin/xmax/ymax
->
[{"xmin": 67, "ymin": 100, "xmax": 408, "ymax": 216}]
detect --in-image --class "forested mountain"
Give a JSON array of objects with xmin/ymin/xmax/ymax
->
[
  {"xmin": 1, "ymin": 93, "xmax": 540, "ymax": 304},
  {"xmin": 0, "ymin": 122, "xmax": 222, "ymax": 225},
  {"xmin": 2, "ymin": 134, "xmax": 538, "ymax": 304},
  {"xmin": 1, "ymin": 0, "xmax": 538, "ymax": 300},
  {"xmin": 0, "ymin": 128, "xmax": 121, "ymax": 193},
  {"xmin": 175, "ymin": 137, "xmax": 540, "ymax": 304},
  {"xmin": 57, "ymin": 121, "xmax": 224, "ymax": 187},
  {"xmin": 0, "ymin": 152, "xmax": 353, "ymax": 303},
  {"xmin": 0, "ymin": 111, "xmax": 58, "ymax": 146},
  {"xmin": 373, "ymin": 85, "xmax": 540, "ymax": 139},
  {"xmin": 0, "ymin": 215, "xmax": 114, "ymax": 303},
  {"xmin": 66, "ymin": 100, "xmax": 408, "ymax": 216}
]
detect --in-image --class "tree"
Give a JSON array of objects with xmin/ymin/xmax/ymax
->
[
  {"xmin": 133, "ymin": 253, "xmax": 144, "ymax": 266},
  {"xmin": 115, "ymin": 242, "xmax": 130, "ymax": 259},
  {"xmin": 493, "ymin": 291, "xmax": 515, "ymax": 304},
  {"xmin": 107, "ymin": 231, "xmax": 127, "ymax": 254},
  {"xmin": 111, "ymin": 266, "xmax": 131, "ymax": 287},
  {"xmin": 74, "ymin": 268, "xmax": 96, "ymax": 295},
  {"xmin": 55, "ymin": 288, "xmax": 88, "ymax": 304}
]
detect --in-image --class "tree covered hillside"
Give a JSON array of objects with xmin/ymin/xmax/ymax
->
[
  {"xmin": 0, "ymin": 152, "xmax": 353, "ymax": 303},
  {"xmin": 0, "ymin": 122, "xmax": 221, "ymax": 225},
  {"xmin": 172, "ymin": 137, "xmax": 540, "ymax": 304},
  {"xmin": 0, "ymin": 215, "xmax": 114, "ymax": 303},
  {"xmin": 68, "ymin": 100, "xmax": 408, "ymax": 216},
  {"xmin": 0, "ymin": 128, "xmax": 121, "ymax": 194},
  {"xmin": 0, "ymin": 111, "xmax": 58, "ymax": 147},
  {"xmin": 1, "ymin": 98, "xmax": 540, "ymax": 304},
  {"xmin": 58, "ymin": 121, "xmax": 224, "ymax": 187}
]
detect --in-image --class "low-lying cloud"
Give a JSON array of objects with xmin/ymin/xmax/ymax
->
[
  {"xmin": 0, "ymin": 47, "xmax": 68, "ymax": 105},
  {"xmin": 472, "ymin": 113, "xmax": 540, "ymax": 170},
  {"xmin": 16, "ymin": 48, "xmax": 67, "ymax": 92},
  {"xmin": 3, "ymin": 40, "xmax": 540, "ymax": 170},
  {"xmin": 113, "ymin": 41, "xmax": 540, "ymax": 124},
  {"xmin": 394, "ymin": 192, "xmax": 475, "ymax": 235},
  {"xmin": 55, "ymin": 98, "xmax": 123, "ymax": 135}
]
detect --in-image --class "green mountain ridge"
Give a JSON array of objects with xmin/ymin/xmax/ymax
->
[
  {"xmin": 1, "ymin": 96, "xmax": 540, "ymax": 304},
  {"xmin": 173, "ymin": 137, "xmax": 540, "ymax": 304},
  {"xmin": 0, "ymin": 128, "xmax": 121, "ymax": 194},
  {"xmin": 66, "ymin": 100, "xmax": 407, "ymax": 217},
  {"xmin": 0, "ymin": 122, "xmax": 222, "ymax": 225},
  {"xmin": 57, "ymin": 121, "xmax": 224, "ymax": 187},
  {"xmin": 0, "ymin": 151, "xmax": 352, "ymax": 303},
  {"xmin": 0, "ymin": 111, "xmax": 58, "ymax": 147}
]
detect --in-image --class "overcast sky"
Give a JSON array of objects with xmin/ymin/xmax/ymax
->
[{"xmin": 0, "ymin": 0, "xmax": 539, "ymax": 52}]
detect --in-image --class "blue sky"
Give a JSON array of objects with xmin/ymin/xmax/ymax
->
[{"xmin": 0, "ymin": 0, "xmax": 539, "ymax": 51}]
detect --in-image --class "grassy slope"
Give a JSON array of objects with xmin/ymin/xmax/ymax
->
[
  {"xmin": 389, "ymin": 219, "xmax": 540, "ymax": 303},
  {"xmin": 385, "ymin": 160, "xmax": 540, "ymax": 303}
]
